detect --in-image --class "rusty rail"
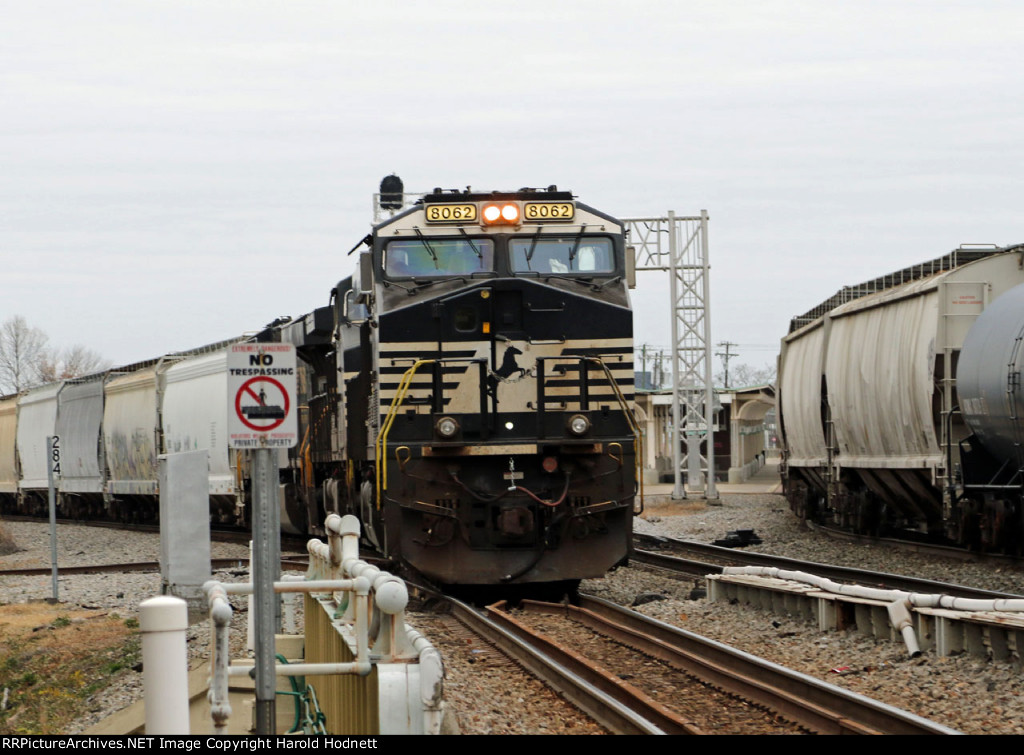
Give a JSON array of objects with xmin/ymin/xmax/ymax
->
[{"xmin": 564, "ymin": 594, "xmax": 960, "ymax": 735}]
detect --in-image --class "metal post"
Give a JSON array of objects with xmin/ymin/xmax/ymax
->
[
  {"xmin": 701, "ymin": 211, "xmax": 718, "ymax": 499},
  {"xmin": 252, "ymin": 447, "xmax": 278, "ymax": 734},
  {"xmin": 625, "ymin": 209, "xmax": 716, "ymax": 500},
  {"xmin": 667, "ymin": 212, "xmax": 685, "ymax": 500},
  {"xmin": 46, "ymin": 436, "xmax": 59, "ymax": 602}
]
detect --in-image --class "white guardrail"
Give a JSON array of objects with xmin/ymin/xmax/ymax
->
[{"xmin": 140, "ymin": 513, "xmax": 444, "ymax": 735}]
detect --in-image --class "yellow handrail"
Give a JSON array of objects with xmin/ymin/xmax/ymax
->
[
  {"xmin": 584, "ymin": 357, "xmax": 644, "ymax": 509},
  {"xmin": 373, "ymin": 356, "xmax": 642, "ymax": 514},
  {"xmin": 374, "ymin": 359, "xmax": 435, "ymax": 510}
]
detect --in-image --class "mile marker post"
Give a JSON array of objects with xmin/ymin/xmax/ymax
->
[{"xmin": 46, "ymin": 435, "xmax": 60, "ymax": 602}]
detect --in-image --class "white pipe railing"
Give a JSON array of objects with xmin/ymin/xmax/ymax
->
[
  {"xmin": 203, "ymin": 576, "xmax": 371, "ymax": 734},
  {"xmin": 200, "ymin": 513, "xmax": 441, "ymax": 735},
  {"xmin": 206, "ymin": 582, "xmax": 234, "ymax": 735},
  {"xmin": 310, "ymin": 514, "xmax": 445, "ymax": 730},
  {"xmin": 308, "ymin": 513, "xmax": 421, "ymax": 659},
  {"xmin": 722, "ymin": 565, "xmax": 1024, "ymax": 658}
]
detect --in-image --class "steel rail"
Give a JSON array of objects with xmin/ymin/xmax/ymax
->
[
  {"xmin": 573, "ymin": 594, "xmax": 961, "ymax": 735},
  {"xmin": 802, "ymin": 520, "xmax": 1024, "ymax": 564},
  {"xmin": 632, "ymin": 532, "xmax": 1024, "ymax": 600},
  {"xmin": 445, "ymin": 596, "xmax": 667, "ymax": 735},
  {"xmin": 485, "ymin": 600, "xmax": 703, "ymax": 734},
  {"xmin": 0, "ymin": 557, "xmax": 306, "ymax": 578}
]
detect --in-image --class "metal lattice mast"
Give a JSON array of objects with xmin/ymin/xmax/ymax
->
[{"xmin": 624, "ymin": 211, "xmax": 717, "ymax": 500}]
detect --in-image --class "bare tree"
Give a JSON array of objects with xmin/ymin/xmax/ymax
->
[
  {"xmin": 36, "ymin": 344, "xmax": 111, "ymax": 384},
  {"xmin": 715, "ymin": 362, "xmax": 776, "ymax": 388},
  {"xmin": 0, "ymin": 317, "xmax": 111, "ymax": 395},
  {"xmin": 0, "ymin": 316, "xmax": 49, "ymax": 394}
]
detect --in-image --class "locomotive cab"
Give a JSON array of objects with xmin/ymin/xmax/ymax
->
[{"xmin": 345, "ymin": 186, "xmax": 638, "ymax": 585}]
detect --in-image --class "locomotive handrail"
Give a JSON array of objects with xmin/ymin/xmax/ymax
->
[
  {"xmin": 376, "ymin": 359, "xmax": 436, "ymax": 508},
  {"xmin": 375, "ymin": 356, "xmax": 490, "ymax": 508},
  {"xmin": 584, "ymin": 356, "xmax": 644, "ymax": 511},
  {"xmin": 533, "ymin": 355, "xmax": 643, "ymax": 510},
  {"xmin": 376, "ymin": 355, "xmax": 642, "ymax": 513}
]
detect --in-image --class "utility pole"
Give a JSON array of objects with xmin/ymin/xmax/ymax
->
[{"xmin": 716, "ymin": 341, "xmax": 737, "ymax": 389}]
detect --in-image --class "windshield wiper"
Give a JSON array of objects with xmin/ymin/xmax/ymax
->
[
  {"xmin": 593, "ymin": 275, "xmax": 622, "ymax": 291},
  {"xmin": 546, "ymin": 275, "xmax": 594, "ymax": 289},
  {"xmin": 568, "ymin": 224, "xmax": 589, "ymax": 264},
  {"xmin": 385, "ymin": 277, "xmax": 467, "ymax": 295},
  {"xmin": 458, "ymin": 228, "xmax": 483, "ymax": 259},
  {"xmin": 413, "ymin": 228, "xmax": 441, "ymax": 270},
  {"xmin": 508, "ymin": 228, "xmax": 546, "ymax": 274},
  {"xmin": 525, "ymin": 228, "xmax": 544, "ymax": 266}
]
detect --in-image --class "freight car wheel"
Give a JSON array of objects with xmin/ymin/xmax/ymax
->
[
  {"xmin": 785, "ymin": 480, "xmax": 810, "ymax": 520},
  {"xmin": 981, "ymin": 498, "xmax": 1007, "ymax": 553},
  {"xmin": 359, "ymin": 480, "xmax": 382, "ymax": 551},
  {"xmin": 956, "ymin": 498, "xmax": 983, "ymax": 551},
  {"xmin": 281, "ymin": 482, "xmax": 309, "ymax": 536}
]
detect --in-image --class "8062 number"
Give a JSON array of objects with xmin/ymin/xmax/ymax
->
[{"xmin": 424, "ymin": 204, "xmax": 477, "ymax": 222}]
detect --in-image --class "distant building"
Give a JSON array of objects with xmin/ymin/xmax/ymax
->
[{"xmin": 633, "ymin": 383, "xmax": 775, "ymax": 484}]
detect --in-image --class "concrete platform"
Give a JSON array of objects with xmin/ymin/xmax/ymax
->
[{"xmin": 642, "ymin": 460, "xmax": 782, "ymax": 499}]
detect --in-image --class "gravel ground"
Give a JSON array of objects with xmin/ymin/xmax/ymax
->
[
  {"xmin": 5, "ymin": 491, "xmax": 1024, "ymax": 735},
  {"xmin": 0, "ymin": 523, "xmax": 261, "ymax": 734},
  {"xmin": 592, "ymin": 491, "xmax": 1024, "ymax": 736}
]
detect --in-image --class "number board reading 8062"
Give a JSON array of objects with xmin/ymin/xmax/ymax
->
[
  {"xmin": 424, "ymin": 204, "xmax": 477, "ymax": 223},
  {"xmin": 524, "ymin": 202, "xmax": 575, "ymax": 221}
]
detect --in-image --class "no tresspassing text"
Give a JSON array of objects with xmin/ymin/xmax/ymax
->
[{"xmin": 229, "ymin": 368, "xmax": 295, "ymax": 377}]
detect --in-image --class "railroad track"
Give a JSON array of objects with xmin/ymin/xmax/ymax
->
[
  {"xmin": 802, "ymin": 520, "xmax": 1024, "ymax": 564},
  {"xmin": 443, "ymin": 592, "xmax": 958, "ymax": 735},
  {"xmin": 632, "ymin": 532, "xmax": 1024, "ymax": 600},
  {"xmin": 0, "ymin": 557, "xmax": 308, "ymax": 578},
  {"xmin": 0, "ymin": 513, "xmax": 371, "ymax": 566}
]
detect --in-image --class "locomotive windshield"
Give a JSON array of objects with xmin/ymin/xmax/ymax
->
[
  {"xmin": 385, "ymin": 238, "xmax": 494, "ymax": 278},
  {"xmin": 510, "ymin": 236, "xmax": 614, "ymax": 275}
]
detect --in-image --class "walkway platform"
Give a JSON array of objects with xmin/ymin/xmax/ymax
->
[{"xmin": 643, "ymin": 460, "xmax": 783, "ymax": 499}]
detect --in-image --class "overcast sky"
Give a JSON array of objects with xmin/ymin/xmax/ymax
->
[{"xmin": 3, "ymin": 1, "xmax": 1022, "ymax": 377}]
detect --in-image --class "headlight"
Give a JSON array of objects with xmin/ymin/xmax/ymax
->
[
  {"xmin": 567, "ymin": 414, "xmax": 590, "ymax": 436},
  {"xmin": 482, "ymin": 202, "xmax": 520, "ymax": 225},
  {"xmin": 435, "ymin": 416, "xmax": 460, "ymax": 439}
]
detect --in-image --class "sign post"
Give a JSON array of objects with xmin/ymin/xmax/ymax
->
[
  {"xmin": 46, "ymin": 435, "xmax": 60, "ymax": 603},
  {"xmin": 227, "ymin": 343, "xmax": 297, "ymax": 735}
]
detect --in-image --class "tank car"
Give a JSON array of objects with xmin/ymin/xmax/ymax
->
[
  {"xmin": 778, "ymin": 244, "xmax": 1024, "ymax": 552},
  {"xmin": 954, "ymin": 279, "xmax": 1024, "ymax": 552},
  {"xmin": 278, "ymin": 185, "xmax": 640, "ymax": 585}
]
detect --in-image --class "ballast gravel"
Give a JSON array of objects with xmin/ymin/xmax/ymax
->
[{"xmin": 4, "ymin": 489, "xmax": 1024, "ymax": 735}]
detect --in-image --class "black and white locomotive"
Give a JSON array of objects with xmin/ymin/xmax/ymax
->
[
  {"xmin": 0, "ymin": 181, "xmax": 639, "ymax": 587},
  {"xmin": 273, "ymin": 183, "xmax": 639, "ymax": 584}
]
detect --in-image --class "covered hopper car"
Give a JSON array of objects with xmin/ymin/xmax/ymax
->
[{"xmin": 779, "ymin": 243, "xmax": 1024, "ymax": 553}]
